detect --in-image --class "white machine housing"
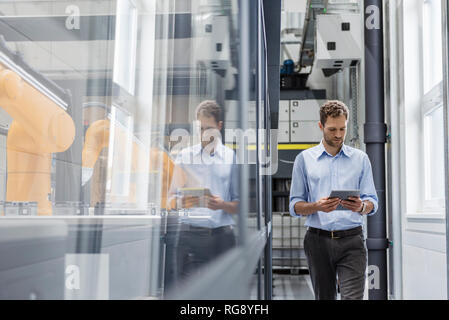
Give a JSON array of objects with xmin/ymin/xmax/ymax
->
[
  {"xmin": 194, "ymin": 15, "xmax": 230, "ymax": 70},
  {"xmin": 315, "ymin": 13, "xmax": 362, "ymax": 69}
]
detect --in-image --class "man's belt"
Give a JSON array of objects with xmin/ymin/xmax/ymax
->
[
  {"xmin": 308, "ymin": 226, "xmax": 363, "ymax": 239},
  {"xmin": 187, "ymin": 224, "xmax": 234, "ymax": 235}
]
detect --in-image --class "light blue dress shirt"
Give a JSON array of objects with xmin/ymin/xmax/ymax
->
[
  {"xmin": 289, "ymin": 141, "xmax": 378, "ymax": 231},
  {"xmin": 173, "ymin": 141, "xmax": 240, "ymax": 228}
]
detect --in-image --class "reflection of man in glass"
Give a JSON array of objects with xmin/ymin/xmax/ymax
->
[{"xmin": 167, "ymin": 100, "xmax": 239, "ymax": 287}]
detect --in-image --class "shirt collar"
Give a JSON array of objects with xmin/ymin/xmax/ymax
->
[
  {"xmin": 316, "ymin": 140, "xmax": 353, "ymax": 159},
  {"xmin": 315, "ymin": 141, "xmax": 327, "ymax": 159},
  {"xmin": 340, "ymin": 143, "xmax": 353, "ymax": 158}
]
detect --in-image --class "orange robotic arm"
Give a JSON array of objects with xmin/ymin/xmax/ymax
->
[
  {"xmin": 149, "ymin": 148, "xmax": 176, "ymax": 210},
  {"xmin": 0, "ymin": 65, "xmax": 75, "ymax": 216},
  {"xmin": 82, "ymin": 118, "xmax": 178, "ymax": 210},
  {"xmin": 82, "ymin": 119, "xmax": 110, "ymax": 169}
]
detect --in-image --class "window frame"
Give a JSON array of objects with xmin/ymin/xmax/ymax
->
[
  {"xmin": 422, "ymin": 92, "xmax": 445, "ymax": 209},
  {"xmin": 422, "ymin": 0, "xmax": 443, "ymax": 94},
  {"xmin": 113, "ymin": 0, "xmax": 139, "ymax": 96}
]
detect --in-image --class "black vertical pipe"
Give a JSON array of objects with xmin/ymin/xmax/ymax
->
[{"xmin": 364, "ymin": 0, "xmax": 389, "ymax": 300}]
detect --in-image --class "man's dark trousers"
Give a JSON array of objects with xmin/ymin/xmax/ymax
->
[{"xmin": 304, "ymin": 227, "xmax": 367, "ymax": 300}]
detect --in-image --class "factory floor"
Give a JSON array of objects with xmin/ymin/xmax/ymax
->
[
  {"xmin": 272, "ymin": 273, "xmax": 315, "ymax": 300},
  {"xmin": 249, "ymin": 270, "xmax": 372, "ymax": 300},
  {"xmin": 250, "ymin": 271, "xmax": 315, "ymax": 300}
]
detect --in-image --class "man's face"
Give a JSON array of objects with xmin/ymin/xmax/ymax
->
[
  {"xmin": 318, "ymin": 115, "xmax": 347, "ymax": 149},
  {"xmin": 198, "ymin": 115, "xmax": 223, "ymax": 148}
]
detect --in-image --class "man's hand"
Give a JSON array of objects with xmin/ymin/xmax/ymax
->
[
  {"xmin": 341, "ymin": 196, "xmax": 363, "ymax": 213},
  {"xmin": 206, "ymin": 195, "xmax": 225, "ymax": 210},
  {"xmin": 181, "ymin": 195, "xmax": 200, "ymax": 208},
  {"xmin": 315, "ymin": 197, "xmax": 342, "ymax": 213}
]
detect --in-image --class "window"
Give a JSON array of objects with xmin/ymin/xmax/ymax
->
[
  {"xmin": 113, "ymin": 0, "xmax": 138, "ymax": 95},
  {"xmin": 421, "ymin": 0, "xmax": 445, "ymax": 209},
  {"xmin": 423, "ymin": 0, "xmax": 443, "ymax": 94},
  {"xmin": 423, "ymin": 102, "xmax": 445, "ymax": 205},
  {"xmin": 106, "ymin": 105, "xmax": 134, "ymax": 200}
]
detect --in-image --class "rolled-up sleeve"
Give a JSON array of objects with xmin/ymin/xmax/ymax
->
[
  {"xmin": 289, "ymin": 153, "xmax": 309, "ymax": 217},
  {"xmin": 359, "ymin": 154, "xmax": 379, "ymax": 216}
]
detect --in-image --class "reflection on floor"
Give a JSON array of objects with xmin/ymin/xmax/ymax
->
[
  {"xmin": 250, "ymin": 272, "xmax": 315, "ymax": 300},
  {"xmin": 250, "ymin": 271, "xmax": 371, "ymax": 300},
  {"xmin": 272, "ymin": 273, "xmax": 315, "ymax": 300}
]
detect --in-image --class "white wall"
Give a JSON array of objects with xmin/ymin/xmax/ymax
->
[{"xmin": 403, "ymin": 223, "xmax": 447, "ymax": 299}]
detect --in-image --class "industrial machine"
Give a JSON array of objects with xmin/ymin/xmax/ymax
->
[
  {"xmin": 0, "ymin": 37, "xmax": 75, "ymax": 216},
  {"xmin": 82, "ymin": 117, "xmax": 177, "ymax": 212},
  {"xmin": 0, "ymin": 35, "xmax": 177, "ymax": 216},
  {"xmin": 278, "ymin": 98, "xmax": 325, "ymax": 144},
  {"xmin": 315, "ymin": 13, "xmax": 362, "ymax": 70}
]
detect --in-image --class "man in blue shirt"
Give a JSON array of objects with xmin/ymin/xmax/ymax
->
[
  {"xmin": 289, "ymin": 100, "xmax": 378, "ymax": 300},
  {"xmin": 165, "ymin": 100, "xmax": 239, "ymax": 291}
]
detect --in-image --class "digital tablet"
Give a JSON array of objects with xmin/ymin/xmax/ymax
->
[
  {"xmin": 329, "ymin": 190, "xmax": 360, "ymax": 201},
  {"xmin": 179, "ymin": 187, "xmax": 212, "ymax": 197},
  {"xmin": 177, "ymin": 188, "xmax": 212, "ymax": 208},
  {"xmin": 329, "ymin": 190, "xmax": 360, "ymax": 210}
]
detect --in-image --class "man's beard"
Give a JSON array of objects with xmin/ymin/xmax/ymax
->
[{"xmin": 324, "ymin": 135, "xmax": 343, "ymax": 148}]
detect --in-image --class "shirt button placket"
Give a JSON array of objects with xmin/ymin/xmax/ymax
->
[
  {"xmin": 331, "ymin": 157, "xmax": 338, "ymax": 227},
  {"xmin": 334, "ymin": 158, "xmax": 338, "ymax": 189},
  {"xmin": 331, "ymin": 157, "xmax": 337, "ymax": 189}
]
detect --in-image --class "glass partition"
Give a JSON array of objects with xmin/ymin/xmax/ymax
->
[{"xmin": 0, "ymin": 0, "xmax": 268, "ymax": 300}]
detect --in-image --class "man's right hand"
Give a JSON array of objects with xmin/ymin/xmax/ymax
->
[
  {"xmin": 181, "ymin": 196, "xmax": 200, "ymax": 209},
  {"xmin": 314, "ymin": 197, "xmax": 341, "ymax": 213}
]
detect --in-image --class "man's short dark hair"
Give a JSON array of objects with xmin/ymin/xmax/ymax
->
[
  {"xmin": 320, "ymin": 100, "xmax": 349, "ymax": 126},
  {"xmin": 195, "ymin": 100, "xmax": 222, "ymax": 124}
]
